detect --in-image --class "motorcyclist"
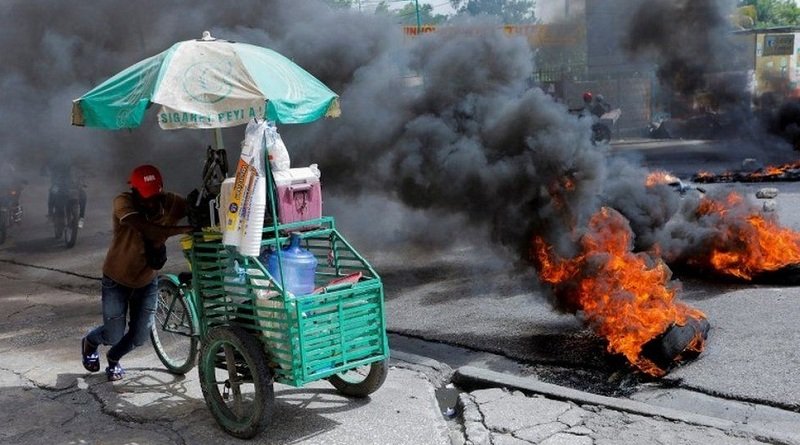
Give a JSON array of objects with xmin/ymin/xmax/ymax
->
[
  {"xmin": 0, "ymin": 160, "xmax": 23, "ymax": 223},
  {"xmin": 582, "ymin": 91, "xmax": 612, "ymax": 119},
  {"xmin": 42, "ymin": 155, "xmax": 87, "ymax": 228}
]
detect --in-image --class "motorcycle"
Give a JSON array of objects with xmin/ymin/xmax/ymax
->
[
  {"xmin": 570, "ymin": 107, "xmax": 622, "ymax": 145},
  {"xmin": 591, "ymin": 108, "xmax": 622, "ymax": 144},
  {"xmin": 0, "ymin": 183, "xmax": 24, "ymax": 245},
  {"xmin": 51, "ymin": 184, "xmax": 81, "ymax": 248}
]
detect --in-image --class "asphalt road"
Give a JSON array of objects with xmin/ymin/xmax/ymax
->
[
  {"xmin": 1, "ymin": 137, "xmax": 799, "ymax": 440},
  {"xmin": 375, "ymin": 137, "xmax": 800, "ymax": 418},
  {"xmin": 0, "ymin": 180, "xmax": 455, "ymax": 445}
]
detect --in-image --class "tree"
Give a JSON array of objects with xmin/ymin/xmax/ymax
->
[
  {"xmin": 374, "ymin": 2, "xmax": 449, "ymax": 25},
  {"xmin": 374, "ymin": 1, "xmax": 390, "ymax": 15},
  {"xmin": 395, "ymin": 2, "xmax": 449, "ymax": 25},
  {"xmin": 737, "ymin": 0, "xmax": 800, "ymax": 27},
  {"xmin": 449, "ymin": 0, "xmax": 536, "ymax": 23}
]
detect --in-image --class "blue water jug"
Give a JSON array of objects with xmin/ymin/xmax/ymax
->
[{"xmin": 266, "ymin": 233, "xmax": 317, "ymax": 296}]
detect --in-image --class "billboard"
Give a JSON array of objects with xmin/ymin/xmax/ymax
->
[{"xmin": 762, "ymin": 34, "xmax": 795, "ymax": 56}]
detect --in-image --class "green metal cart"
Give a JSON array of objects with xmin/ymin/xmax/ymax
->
[{"xmin": 153, "ymin": 200, "xmax": 389, "ymax": 439}]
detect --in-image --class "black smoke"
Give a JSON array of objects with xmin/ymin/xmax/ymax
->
[
  {"xmin": 624, "ymin": 0, "xmax": 738, "ymax": 99},
  {"xmin": 0, "ymin": 0, "xmax": 614, "ymax": 265},
  {"xmin": 3, "ymin": 0, "xmax": 784, "ymax": 304}
]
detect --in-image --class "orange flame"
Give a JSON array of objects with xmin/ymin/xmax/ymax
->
[
  {"xmin": 748, "ymin": 160, "xmax": 800, "ymax": 179},
  {"xmin": 532, "ymin": 207, "xmax": 706, "ymax": 376},
  {"xmin": 695, "ymin": 160, "xmax": 800, "ymax": 183},
  {"xmin": 695, "ymin": 171, "xmax": 713, "ymax": 179},
  {"xmin": 646, "ymin": 170, "xmax": 679, "ymax": 187},
  {"xmin": 692, "ymin": 192, "xmax": 800, "ymax": 279}
]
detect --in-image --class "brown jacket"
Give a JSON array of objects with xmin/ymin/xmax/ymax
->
[{"xmin": 102, "ymin": 191, "xmax": 186, "ymax": 288}]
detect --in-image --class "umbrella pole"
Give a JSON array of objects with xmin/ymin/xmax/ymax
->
[{"xmin": 214, "ymin": 128, "xmax": 224, "ymax": 150}]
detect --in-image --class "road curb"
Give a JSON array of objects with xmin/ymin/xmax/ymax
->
[
  {"xmin": 452, "ymin": 366, "xmax": 800, "ymax": 445},
  {"xmin": 390, "ymin": 350, "xmax": 448, "ymax": 371}
]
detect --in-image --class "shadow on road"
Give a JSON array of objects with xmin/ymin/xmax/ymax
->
[{"xmin": 49, "ymin": 368, "xmax": 371, "ymax": 444}]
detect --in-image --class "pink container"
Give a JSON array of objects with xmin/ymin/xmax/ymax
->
[{"xmin": 273, "ymin": 167, "xmax": 322, "ymax": 226}]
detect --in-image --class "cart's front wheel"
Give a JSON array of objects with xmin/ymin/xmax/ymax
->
[
  {"xmin": 150, "ymin": 278, "xmax": 198, "ymax": 374},
  {"xmin": 198, "ymin": 326, "xmax": 274, "ymax": 439},
  {"xmin": 328, "ymin": 358, "xmax": 389, "ymax": 398}
]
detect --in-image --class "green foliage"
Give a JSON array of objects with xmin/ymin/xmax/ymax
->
[
  {"xmin": 449, "ymin": 0, "xmax": 536, "ymax": 23},
  {"xmin": 738, "ymin": 0, "xmax": 800, "ymax": 27},
  {"xmin": 375, "ymin": 2, "xmax": 449, "ymax": 25},
  {"xmin": 397, "ymin": 2, "xmax": 449, "ymax": 25}
]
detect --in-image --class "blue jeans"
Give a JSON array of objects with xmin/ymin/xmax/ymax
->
[{"xmin": 85, "ymin": 275, "xmax": 157, "ymax": 363}]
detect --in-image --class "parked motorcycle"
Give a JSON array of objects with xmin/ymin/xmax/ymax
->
[
  {"xmin": 51, "ymin": 184, "xmax": 81, "ymax": 248},
  {"xmin": 0, "ymin": 183, "xmax": 24, "ymax": 245}
]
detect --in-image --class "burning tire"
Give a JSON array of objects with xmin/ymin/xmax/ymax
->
[{"xmin": 641, "ymin": 317, "xmax": 710, "ymax": 374}]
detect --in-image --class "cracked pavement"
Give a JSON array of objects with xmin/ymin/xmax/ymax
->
[
  {"xmin": 0, "ymin": 261, "xmax": 453, "ymax": 444},
  {"xmin": 456, "ymin": 387, "xmax": 775, "ymax": 445}
]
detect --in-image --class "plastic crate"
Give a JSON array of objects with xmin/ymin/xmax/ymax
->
[{"xmin": 190, "ymin": 221, "xmax": 389, "ymax": 386}]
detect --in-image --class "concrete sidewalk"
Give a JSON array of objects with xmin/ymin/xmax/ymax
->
[
  {"xmin": 449, "ymin": 366, "xmax": 799, "ymax": 445},
  {"xmin": 1, "ymin": 341, "xmax": 797, "ymax": 444},
  {"xmin": 0, "ymin": 355, "xmax": 453, "ymax": 445}
]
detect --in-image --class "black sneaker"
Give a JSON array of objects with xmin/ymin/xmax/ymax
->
[{"xmin": 81, "ymin": 337, "xmax": 100, "ymax": 373}]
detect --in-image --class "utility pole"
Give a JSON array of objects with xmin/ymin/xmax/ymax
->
[{"xmin": 415, "ymin": 0, "xmax": 421, "ymax": 32}]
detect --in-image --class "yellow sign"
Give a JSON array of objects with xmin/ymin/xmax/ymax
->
[{"xmin": 402, "ymin": 24, "xmax": 584, "ymax": 46}]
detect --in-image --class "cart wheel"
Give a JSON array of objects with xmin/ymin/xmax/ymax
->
[
  {"xmin": 328, "ymin": 358, "xmax": 389, "ymax": 398},
  {"xmin": 198, "ymin": 326, "xmax": 274, "ymax": 439},
  {"xmin": 150, "ymin": 279, "xmax": 198, "ymax": 374}
]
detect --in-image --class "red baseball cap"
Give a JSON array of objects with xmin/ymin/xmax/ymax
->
[{"xmin": 128, "ymin": 164, "xmax": 163, "ymax": 198}]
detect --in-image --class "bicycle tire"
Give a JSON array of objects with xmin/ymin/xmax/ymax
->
[
  {"xmin": 198, "ymin": 326, "xmax": 274, "ymax": 439},
  {"xmin": 150, "ymin": 279, "xmax": 198, "ymax": 374}
]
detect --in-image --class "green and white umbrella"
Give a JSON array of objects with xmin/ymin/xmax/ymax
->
[{"xmin": 72, "ymin": 31, "xmax": 340, "ymax": 131}]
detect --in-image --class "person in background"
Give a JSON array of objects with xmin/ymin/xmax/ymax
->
[
  {"xmin": 80, "ymin": 164, "xmax": 193, "ymax": 381},
  {"xmin": 42, "ymin": 154, "xmax": 88, "ymax": 228},
  {"xmin": 582, "ymin": 91, "xmax": 611, "ymax": 118},
  {"xmin": 0, "ymin": 160, "xmax": 23, "ymax": 223}
]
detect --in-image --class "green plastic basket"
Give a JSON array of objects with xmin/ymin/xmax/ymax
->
[{"xmin": 190, "ymin": 219, "xmax": 389, "ymax": 386}]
